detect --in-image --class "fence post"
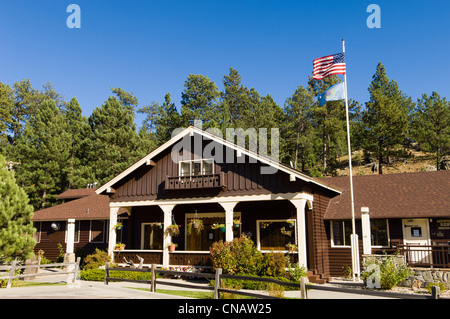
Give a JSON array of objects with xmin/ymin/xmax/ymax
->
[
  {"xmin": 151, "ymin": 264, "xmax": 156, "ymax": 293},
  {"xmin": 104, "ymin": 262, "xmax": 110, "ymax": 285},
  {"xmin": 6, "ymin": 260, "xmax": 18, "ymax": 289},
  {"xmin": 214, "ymin": 268, "xmax": 222, "ymax": 299},
  {"xmin": 300, "ymin": 277, "xmax": 308, "ymax": 299},
  {"xmin": 432, "ymin": 285, "xmax": 440, "ymax": 299},
  {"xmin": 73, "ymin": 257, "xmax": 81, "ymax": 284}
]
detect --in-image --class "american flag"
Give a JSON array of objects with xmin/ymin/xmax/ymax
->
[{"xmin": 313, "ymin": 53, "xmax": 346, "ymax": 80}]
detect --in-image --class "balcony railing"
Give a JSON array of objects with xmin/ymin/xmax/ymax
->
[{"xmin": 165, "ymin": 172, "xmax": 226, "ymax": 190}]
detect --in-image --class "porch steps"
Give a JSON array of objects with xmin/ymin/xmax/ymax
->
[{"xmin": 307, "ymin": 270, "xmax": 330, "ymax": 284}]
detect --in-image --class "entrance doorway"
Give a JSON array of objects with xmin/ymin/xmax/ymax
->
[{"xmin": 402, "ymin": 219, "xmax": 432, "ymax": 264}]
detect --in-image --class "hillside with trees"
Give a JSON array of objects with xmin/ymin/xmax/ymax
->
[{"xmin": 0, "ymin": 63, "xmax": 449, "ymax": 211}]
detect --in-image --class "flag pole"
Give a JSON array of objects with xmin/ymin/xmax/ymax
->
[{"xmin": 342, "ymin": 39, "xmax": 359, "ymax": 282}]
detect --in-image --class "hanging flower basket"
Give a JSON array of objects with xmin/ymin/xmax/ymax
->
[
  {"xmin": 233, "ymin": 219, "xmax": 241, "ymax": 228},
  {"xmin": 114, "ymin": 222, "xmax": 123, "ymax": 230},
  {"xmin": 212, "ymin": 223, "xmax": 226, "ymax": 232},
  {"xmin": 187, "ymin": 218, "xmax": 204, "ymax": 235},
  {"xmin": 166, "ymin": 224, "xmax": 180, "ymax": 237}
]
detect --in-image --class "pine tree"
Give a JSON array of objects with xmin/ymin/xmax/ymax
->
[
  {"xmin": 0, "ymin": 156, "xmax": 36, "ymax": 262},
  {"xmin": 14, "ymin": 100, "xmax": 70, "ymax": 209},
  {"xmin": 154, "ymin": 93, "xmax": 182, "ymax": 146},
  {"xmin": 283, "ymin": 85, "xmax": 315, "ymax": 172},
  {"xmin": 220, "ymin": 68, "xmax": 250, "ymax": 130},
  {"xmin": 0, "ymin": 83, "xmax": 13, "ymax": 153},
  {"xmin": 86, "ymin": 96, "xmax": 142, "ymax": 185},
  {"xmin": 412, "ymin": 92, "xmax": 450, "ymax": 170},
  {"xmin": 181, "ymin": 74, "xmax": 220, "ymax": 128},
  {"xmin": 362, "ymin": 62, "xmax": 412, "ymax": 174}
]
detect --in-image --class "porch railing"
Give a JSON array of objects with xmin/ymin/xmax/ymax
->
[
  {"xmin": 165, "ymin": 172, "xmax": 226, "ymax": 190},
  {"xmin": 378, "ymin": 242, "xmax": 450, "ymax": 268}
]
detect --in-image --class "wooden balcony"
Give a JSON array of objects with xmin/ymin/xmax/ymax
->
[{"xmin": 165, "ymin": 172, "xmax": 226, "ymax": 190}]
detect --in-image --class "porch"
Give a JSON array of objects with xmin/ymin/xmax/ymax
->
[{"xmin": 108, "ymin": 194, "xmax": 311, "ymax": 268}]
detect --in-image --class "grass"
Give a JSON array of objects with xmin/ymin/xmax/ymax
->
[{"xmin": 131, "ymin": 287, "xmax": 214, "ymax": 299}]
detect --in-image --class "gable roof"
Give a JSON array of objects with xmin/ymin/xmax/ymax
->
[
  {"xmin": 96, "ymin": 126, "xmax": 341, "ymax": 195},
  {"xmin": 318, "ymin": 170, "xmax": 450, "ymax": 220}
]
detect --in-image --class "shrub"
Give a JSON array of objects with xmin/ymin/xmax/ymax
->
[
  {"xmin": 80, "ymin": 268, "xmax": 153, "ymax": 282},
  {"xmin": 82, "ymin": 249, "xmax": 111, "ymax": 270},
  {"xmin": 260, "ymin": 252, "xmax": 287, "ymax": 277},
  {"xmin": 210, "ymin": 234, "xmax": 262, "ymax": 275},
  {"xmin": 361, "ymin": 254, "xmax": 412, "ymax": 289}
]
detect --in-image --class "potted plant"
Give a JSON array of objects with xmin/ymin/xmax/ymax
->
[
  {"xmin": 114, "ymin": 243, "xmax": 126, "ymax": 251},
  {"xmin": 169, "ymin": 242, "xmax": 178, "ymax": 252},
  {"xmin": 212, "ymin": 223, "xmax": 226, "ymax": 232},
  {"xmin": 166, "ymin": 224, "xmax": 180, "ymax": 237},
  {"xmin": 233, "ymin": 218, "xmax": 241, "ymax": 228},
  {"xmin": 187, "ymin": 218, "xmax": 204, "ymax": 235},
  {"xmin": 114, "ymin": 222, "xmax": 123, "ymax": 230}
]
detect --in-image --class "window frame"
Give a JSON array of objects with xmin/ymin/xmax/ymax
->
[
  {"xmin": 370, "ymin": 219, "xmax": 390, "ymax": 248},
  {"xmin": 90, "ymin": 219, "xmax": 106, "ymax": 243},
  {"xmin": 330, "ymin": 220, "xmax": 352, "ymax": 248},
  {"xmin": 140, "ymin": 222, "xmax": 164, "ymax": 251},
  {"xmin": 256, "ymin": 219, "xmax": 297, "ymax": 252},
  {"xmin": 179, "ymin": 158, "xmax": 215, "ymax": 177}
]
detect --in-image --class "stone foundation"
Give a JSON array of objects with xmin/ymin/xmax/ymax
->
[{"xmin": 398, "ymin": 268, "xmax": 450, "ymax": 289}]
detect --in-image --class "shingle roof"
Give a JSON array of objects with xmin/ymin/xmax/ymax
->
[
  {"xmin": 317, "ymin": 171, "xmax": 450, "ymax": 220},
  {"xmin": 32, "ymin": 193, "xmax": 113, "ymax": 221},
  {"xmin": 55, "ymin": 188, "xmax": 97, "ymax": 200}
]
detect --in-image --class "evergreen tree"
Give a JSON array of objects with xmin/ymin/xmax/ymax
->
[
  {"xmin": 0, "ymin": 155, "xmax": 36, "ymax": 262},
  {"xmin": 283, "ymin": 85, "xmax": 315, "ymax": 172},
  {"xmin": 181, "ymin": 74, "xmax": 220, "ymax": 128},
  {"xmin": 220, "ymin": 68, "xmax": 250, "ymax": 130},
  {"xmin": 412, "ymin": 92, "xmax": 450, "ymax": 170},
  {"xmin": 154, "ymin": 93, "xmax": 182, "ymax": 146},
  {"xmin": 86, "ymin": 96, "xmax": 142, "ymax": 185},
  {"xmin": 14, "ymin": 99, "xmax": 70, "ymax": 209},
  {"xmin": 308, "ymin": 75, "xmax": 347, "ymax": 175},
  {"xmin": 0, "ymin": 83, "xmax": 13, "ymax": 153},
  {"xmin": 362, "ymin": 62, "xmax": 412, "ymax": 174}
]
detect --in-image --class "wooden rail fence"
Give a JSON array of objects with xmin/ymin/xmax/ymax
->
[
  {"xmin": 104, "ymin": 263, "xmax": 445, "ymax": 299},
  {"xmin": 0, "ymin": 257, "xmax": 81, "ymax": 288}
]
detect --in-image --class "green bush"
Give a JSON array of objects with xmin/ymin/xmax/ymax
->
[
  {"xmin": 260, "ymin": 252, "xmax": 287, "ymax": 277},
  {"xmin": 361, "ymin": 254, "xmax": 412, "ymax": 289},
  {"xmin": 210, "ymin": 234, "xmax": 262, "ymax": 275},
  {"xmin": 82, "ymin": 249, "xmax": 111, "ymax": 270}
]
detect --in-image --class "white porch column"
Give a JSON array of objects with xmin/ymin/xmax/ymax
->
[
  {"xmin": 290, "ymin": 199, "xmax": 309, "ymax": 268},
  {"xmin": 361, "ymin": 207, "xmax": 371, "ymax": 255},
  {"xmin": 219, "ymin": 202, "xmax": 238, "ymax": 242},
  {"xmin": 66, "ymin": 219, "xmax": 76, "ymax": 254},
  {"xmin": 108, "ymin": 207, "xmax": 120, "ymax": 257},
  {"xmin": 159, "ymin": 204, "xmax": 175, "ymax": 267}
]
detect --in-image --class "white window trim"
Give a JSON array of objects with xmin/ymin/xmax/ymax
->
[
  {"xmin": 90, "ymin": 220, "xmax": 106, "ymax": 243},
  {"xmin": 256, "ymin": 219, "xmax": 297, "ymax": 253},
  {"xmin": 330, "ymin": 220, "xmax": 351, "ymax": 248},
  {"xmin": 179, "ymin": 158, "xmax": 215, "ymax": 177},
  {"xmin": 140, "ymin": 222, "xmax": 164, "ymax": 250},
  {"xmin": 371, "ymin": 219, "xmax": 390, "ymax": 249}
]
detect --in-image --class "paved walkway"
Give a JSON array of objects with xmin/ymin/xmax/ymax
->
[{"xmin": 0, "ymin": 272, "xmax": 397, "ymax": 299}]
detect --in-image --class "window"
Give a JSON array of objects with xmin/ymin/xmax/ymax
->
[
  {"xmin": 331, "ymin": 220, "xmax": 352, "ymax": 247},
  {"xmin": 141, "ymin": 223, "xmax": 164, "ymax": 250},
  {"xmin": 371, "ymin": 219, "xmax": 389, "ymax": 247},
  {"xmin": 257, "ymin": 220, "xmax": 296, "ymax": 251},
  {"xmin": 90, "ymin": 220, "xmax": 106, "ymax": 243},
  {"xmin": 411, "ymin": 227, "xmax": 422, "ymax": 238},
  {"xmin": 179, "ymin": 159, "xmax": 214, "ymax": 176}
]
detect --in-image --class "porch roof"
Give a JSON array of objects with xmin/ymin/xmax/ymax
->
[{"xmin": 319, "ymin": 170, "xmax": 450, "ymax": 220}]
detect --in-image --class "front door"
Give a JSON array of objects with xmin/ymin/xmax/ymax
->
[{"xmin": 402, "ymin": 219, "xmax": 432, "ymax": 264}]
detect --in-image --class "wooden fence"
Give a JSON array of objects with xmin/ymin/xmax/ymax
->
[
  {"xmin": 0, "ymin": 257, "xmax": 81, "ymax": 288},
  {"xmin": 104, "ymin": 263, "xmax": 445, "ymax": 299}
]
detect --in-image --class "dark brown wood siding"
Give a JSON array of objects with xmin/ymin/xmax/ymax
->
[
  {"xmin": 109, "ymin": 138, "xmax": 322, "ymax": 202},
  {"xmin": 33, "ymin": 220, "xmax": 108, "ymax": 261}
]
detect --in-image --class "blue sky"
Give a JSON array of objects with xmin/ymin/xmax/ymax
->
[{"xmin": 1, "ymin": 1, "xmax": 449, "ymax": 126}]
